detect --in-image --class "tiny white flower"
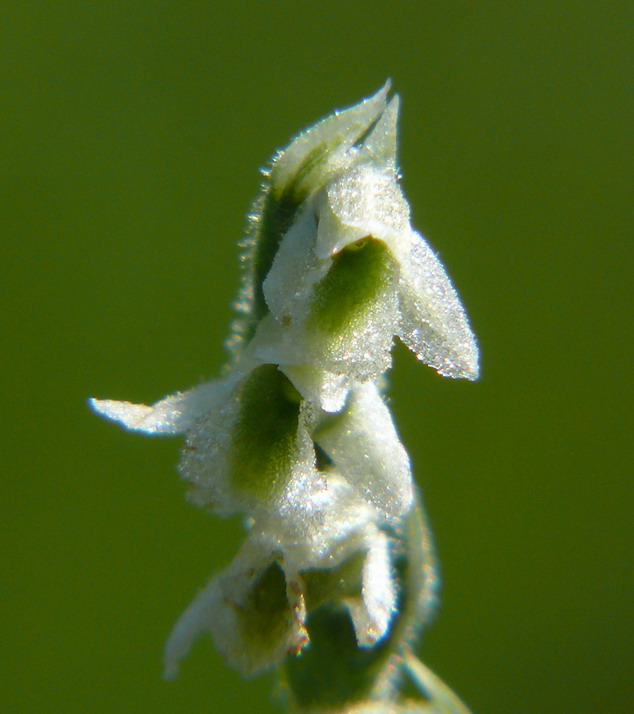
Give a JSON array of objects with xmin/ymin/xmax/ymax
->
[
  {"xmin": 92, "ymin": 366, "xmax": 412, "ymax": 523},
  {"xmin": 254, "ymin": 473, "xmax": 397, "ymax": 651},
  {"xmin": 163, "ymin": 534, "xmax": 308, "ymax": 678},
  {"xmin": 230, "ymin": 82, "xmax": 394, "ymax": 350},
  {"xmin": 178, "ymin": 363, "xmax": 320, "ymax": 517},
  {"xmin": 253, "ymin": 86, "xmax": 478, "ymax": 408},
  {"xmin": 164, "ymin": 473, "xmax": 396, "ymax": 678},
  {"xmin": 93, "ymin": 361, "xmax": 323, "ymax": 518}
]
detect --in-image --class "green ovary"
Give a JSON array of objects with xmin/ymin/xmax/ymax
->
[
  {"xmin": 309, "ymin": 238, "xmax": 397, "ymax": 337},
  {"xmin": 230, "ymin": 365, "xmax": 301, "ymax": 499}
]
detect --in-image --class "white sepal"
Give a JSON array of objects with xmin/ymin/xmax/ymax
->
[
  {"xmin": 315, "ymin": 382, "xmax": 413, "ymax": 521},
  {"xmin": 270, "ymin": 82, "xmax": 391, "ymax": 195},
  {"xmin": 397, "ymin": 234, "xmax": 479, "ymax": 380},
  {"xmin": 89, "ymin": 378, "xmax": 234, "ymax": 435}
]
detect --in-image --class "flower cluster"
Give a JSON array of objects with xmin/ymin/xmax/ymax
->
[{"xmin": 91, "ymin": 83, "xmax": 478, "ymax": 711}]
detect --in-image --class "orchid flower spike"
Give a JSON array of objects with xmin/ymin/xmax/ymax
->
[{"xmin": 90, "ymin": 83, "xmax": 478, "ymax": 714}]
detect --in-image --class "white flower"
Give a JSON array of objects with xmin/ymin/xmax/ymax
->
[
  {"xmin": 164, "ymin": 473, "xmax": 396, "ymax": 677},
  {"xmin": 229, "ymin": 82, "xmax": 395, "ymax": 351},
  {"xmin": 163, "ymin": 532, "xmax": 309, "ymax": 678},
  {"xmin": 252, "ymin": 89, "xmax": 478, "ymax": 411},
  {"xmin": 91, "ymin": 366, "xmax": 412, "ymax": 523}
]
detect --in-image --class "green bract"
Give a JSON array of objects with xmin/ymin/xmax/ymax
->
[{"xmin": 91, "ymin": 83, "xmax": 478, "ymax": 714}]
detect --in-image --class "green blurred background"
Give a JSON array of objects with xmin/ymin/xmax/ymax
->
[{"xmin": 2, "ymin": 2, "xmax": 631, "ymax": 712}]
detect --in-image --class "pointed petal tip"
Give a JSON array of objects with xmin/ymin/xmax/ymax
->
[
  {"xmin": 350, "ymin": 79, "xmax": 391, "ymax": 114},
  {"xmin": 371, "ymin": 78, "xmax": 392, "ymax": 103},
  {"xmin": 453, "ymin": 365, "xmax": 480, "ymax": 382},
  {"xmin": 461, "ymin": 340, "xmax": 480, "ymax": 381},
  {"xmin": 434, "ymin": 345, "xmax": 480, "ymax": 381},
  {"xmin": 88, "ymin": 396, "xmax": 122, "ymax": 421},
  {"xmin": 386, "ymin": 93, "xmax": 400, "ymax": 115},
  {"xmin": 89, "ymin": 397, "xmax": 156, "ymax": 432},
  {"xmin": 465, "ymin": 360, "xmax": 480, "ymax": 381},
  {"xmin": 90, "ymin": 380, "xmax": 228, "ymax": 435}
]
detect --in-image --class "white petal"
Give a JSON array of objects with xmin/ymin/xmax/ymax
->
[
  {"xmin": 270, "ymin": 82, "xmax": 391, "ymax": 194},
  {"xmin": 315, "ymin": 382, "xmax": 413, "ymax": 520},
  {"xmin": 178, "ymin": 394, "xmax": 236, "ymax": 514},
  {"xmin": 252, "ymin": 315, "xmax": 353, "ymax": 409},
  {"xmin": 262, "ymin": 202, "xmax": 326, "ymax": 323},
  {"xmin": 250, "ymin": 313, "xmax": 303, "ymax": 364},
  {"xmin": 274, "ymin": 401, "xmax": 328, "ymax": 535},
  {"xmin": 315, "ymin": 164, "xmax": 411, "ymax": 260},
  {"xmin": 89, "ymin": 379, "xmax": 232, "ymax": 435},
  {"xmin": 344, "ymin": 526, "xmax": 395, "ymax": 646},
  {"xmin": 268, "ymin": 472, "xmax": 373, "ymax": 567},
  {"xmin": 281, "ymin": 364, "xmax": 352, "ymax": 413},
  {"xmin": 259, "ymin": 246, "xmax": 400, "ymax": 387},
  {"xmin": 252, "ymin": 313, "xmax": 392, "ymax": 407},
  {"xmin": 397, "ymin": 233, "xmax": 479, "ymax": 380}
]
